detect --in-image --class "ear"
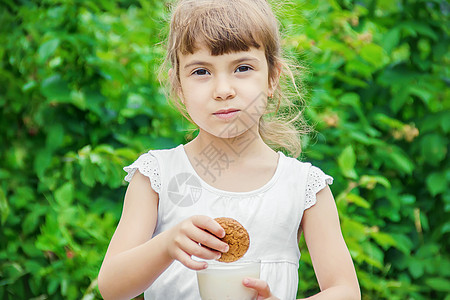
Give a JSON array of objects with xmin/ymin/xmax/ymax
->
[{"xmin": 268, "ymin": 63, "xmax": 282, "ymax": 97}]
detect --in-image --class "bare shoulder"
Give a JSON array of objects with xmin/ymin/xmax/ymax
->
[
  {"xmin": 301, "ymin": 185, "xmax": 343, "ymax": 251},
  {"xmin": 126, "ymin": 169, "xmax": 159, "ymax": 203},
  {"xmin": 301, "ymin": 186, "xmax": 338, "ymax": 228},
  {"xmin": 121, "ymin": 169, "xmax": 159, "ymax": 220}
]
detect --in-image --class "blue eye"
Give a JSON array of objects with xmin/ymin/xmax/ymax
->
[
  {"xmin": 193, "ymin": 69, "xmax": 210, "ymax": 76},
  {"xmin": 236, "ymin": 65, "xmax": 252, "ymax": 73}
]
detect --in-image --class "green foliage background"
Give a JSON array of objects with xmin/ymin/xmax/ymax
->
[{"xmin": 0, "ymin": 0, "xmax": 448, "ymax": 299}]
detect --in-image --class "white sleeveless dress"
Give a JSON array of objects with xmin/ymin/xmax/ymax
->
[{"xmin": 124, "ymin": 144, "xmax": 333, "ymax": 300}]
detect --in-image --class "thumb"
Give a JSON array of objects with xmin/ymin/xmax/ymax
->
[{"xmin": 243, "ymin": 278, "xmax": 273, "ymax": 299}]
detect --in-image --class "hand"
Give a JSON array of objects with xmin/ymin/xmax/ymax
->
[
  {"xmin": 165, "ymin": 215, "xmax": 229, "ymax": 270},
  {"xmin": 243, "ymin": 278, "xmax": 280, "ymax": 300}
]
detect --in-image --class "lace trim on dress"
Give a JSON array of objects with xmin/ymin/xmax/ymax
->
[
  {"xmin": 123, "ymin": 152, "xmax": 161, "ymax": 194},
  {"xmin": 305, "ymin": 166, "xmax": 334, "ymax": 210}
]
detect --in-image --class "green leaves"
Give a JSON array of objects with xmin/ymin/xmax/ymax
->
[
  {"xmin": 0, "ymin": 188, "xmax": 8, "ymax": 225},
  {"xmin": 425, "ymin": 277, "xmax": 450, "ymax": 292},
  {"xmin": 54, "ymin": 183, "xmax": 74, "ymax": 207},
  {"xmin": 360, "ymin": 43, "xmax": 389, "ymax": 69},
  {"xmin": 1, "ymin": 0, "xmax": 448, "ymax": 299},
  {"xmin": 34, "ymin": 148, "xmax": 53, "ymax": 180},
  {"xmin": 38, "ymin": 38, "xmax": 60, "ymax": 63},
  {"xmin": 426, "ymin": 172, "xmax": 448, "ymax": 197},
  {"xmin": 420, "ymin": 133, "xmax": 448, "ymax": 166},
  {"xmin": 41, "ymin": 75, "xmax": 86, "ymax": 109},
  {"xmin": 41, "ymin": 75, "xmax": 72, "ymax": 102},
  {"xmin": 338, "ymin": 145, "xmax": 357, "ymax": 179},
  {"xmin": 386, "ymin": 146, "xmax": 414, "ymax": 175}
]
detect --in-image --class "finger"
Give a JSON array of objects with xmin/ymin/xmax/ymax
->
[
  {"xmin": 175, "ymin": 249, "xmax": 208, "ymax": 270},
  {"xmin": 178, "ymin": 235, "xmax": 223, "ymax": 260},
  {"xmin": 191, "ymin": 215, "xmax": 226, "ymax": 238},
  {"xmin": 180, "ymin": 219, "xmax": 229, "ymax": 253},
  {"xmin": 190, "ymin": 226, "xmax": 229, "ymax": 253},
  {"xmin": 243, "ymin": 278, "xmax": 272, "ymax": 298}
]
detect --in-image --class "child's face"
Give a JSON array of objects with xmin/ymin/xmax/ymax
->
[{"xmin": 177, "ymin": 44, "xmax": 275, "ymax": 139}]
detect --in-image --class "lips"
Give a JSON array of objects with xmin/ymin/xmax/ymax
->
[
  {"xmin": 213, "ymin": 108, "xmax": 240, "ymax": 120},
  {"xmin": 213, "ymin": 108, "xmax": 240, "ymax": 115}
]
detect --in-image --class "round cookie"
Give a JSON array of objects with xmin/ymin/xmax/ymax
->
[{"xmin": 214, "ymin": 217, "xmax": 250, "ymax": 263}]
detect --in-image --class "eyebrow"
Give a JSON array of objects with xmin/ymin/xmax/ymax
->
[{"xmin": 183, "ymin": 56, "xmax": 260, "ymax": 70}]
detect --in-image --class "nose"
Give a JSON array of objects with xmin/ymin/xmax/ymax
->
[{"xmin": 213, "ymin": 75, "xmax": 236, "ymax": 101}]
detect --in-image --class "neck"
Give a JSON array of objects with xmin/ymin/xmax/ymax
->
[{"xmin": 185, "ymin": 126, "xmax": 273, "ymax": 165}]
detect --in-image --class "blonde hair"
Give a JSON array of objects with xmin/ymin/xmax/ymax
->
[{"xmin": 160, "ymin": 0, "xmax": 309, "ymax": 158}]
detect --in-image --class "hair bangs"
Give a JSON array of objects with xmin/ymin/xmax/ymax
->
[{"xmin": 177, "ymin": 3, "xmax": 263, "ymax": 56}]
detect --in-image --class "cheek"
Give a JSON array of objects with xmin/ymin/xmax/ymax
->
[
  {"xmin": 182, "ymin": 89, "xmax": 200, "ymax": 108},
  {"xmin": 178, "ymin": 85, "xmax": 197, "ymax": 107},
  {"xmin": 240, "ymin": 79, "xmax": 269, "ymax": 107},
  {"xmin": 183, "ymin": 96, "xmax": 206, "ymax": 123},
  {"xmin": 245, "ymin": 74, "xmax": 270, "ymax": 93}
]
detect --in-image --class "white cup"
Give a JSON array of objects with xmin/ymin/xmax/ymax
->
[{"xmin": 196, "ymin": 259, "xmax": 261, "ymax": 300}]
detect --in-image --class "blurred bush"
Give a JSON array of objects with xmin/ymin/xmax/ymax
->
[{"xmin": 0, "ymin": 0, "xmax": 448, "ymax": 299}]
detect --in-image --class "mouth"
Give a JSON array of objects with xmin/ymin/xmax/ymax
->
[{"xmin": 213, "ymin": 108, "xmax": 240, "ymax": 120}]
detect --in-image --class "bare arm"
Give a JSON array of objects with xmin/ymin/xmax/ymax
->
[
  {"xmin": 97, "ymin": 170, "xmax": 170, "ymax": 299},
  {"xmin": 98, "ymin": 171, "xmax": 228, "ymax": 300},
  {"xmin": 298, "ymin": 186, "xmax": 360, "ymax": 300}
]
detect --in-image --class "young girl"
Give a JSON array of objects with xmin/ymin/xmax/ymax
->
[{"xmin": 98, "ymin": 0, "xmax": 360, "ymax": 299}]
